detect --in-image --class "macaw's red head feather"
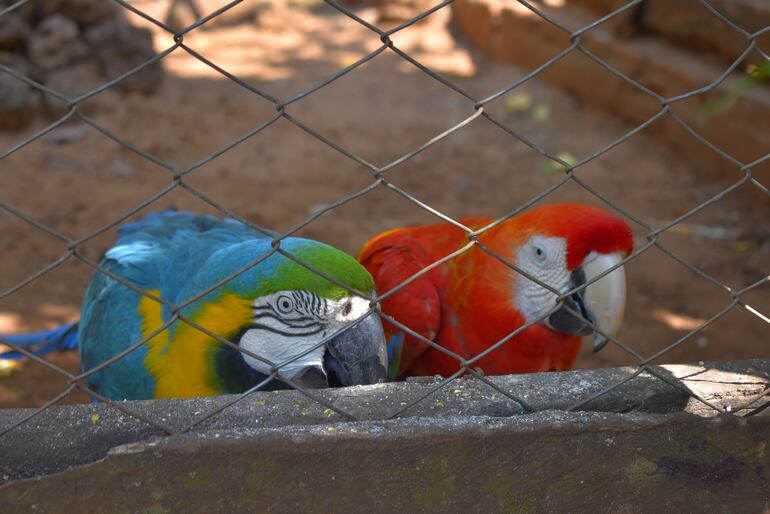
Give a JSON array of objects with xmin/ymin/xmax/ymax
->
[{"xmin": 487, "ymin": 204, "xmax": 634, "ymax": 270}]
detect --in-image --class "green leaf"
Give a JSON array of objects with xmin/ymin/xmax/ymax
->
[
  {"xmin": 540, "ymin": 151, "xmax": 577, "ymax": 174},
  {"xmin": 504, "ymin": 91, "xmax": 533, "ymax": 112},
  {"xmin": 532, "ymin": 104, "xmax": 551, "ymax": 121}
]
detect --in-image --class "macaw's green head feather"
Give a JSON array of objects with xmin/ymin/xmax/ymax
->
[
  {"xmin": 176, "ymin": 237, "xmax": 385, "ymax": 394},
  {"xmin": 178, "ymin": 237, "xmax": 375, "ymax": 306},
  {"xmin": 261, "ymin": 239, "xmax": 377, "ymax": 300}
]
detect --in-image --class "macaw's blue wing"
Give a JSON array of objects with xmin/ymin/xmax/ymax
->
[
  {"xmin": 105, "ymin": 210, "xmax": 269, "ymax": 293},
  {"xmin": 78, "ymin": 210, "xmax": 272, "ymax": 399}
]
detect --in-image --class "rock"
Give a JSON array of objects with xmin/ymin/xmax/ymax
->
[
  {"xmin": 41, "ymin": 59, "xmax": 117, "ymax": 115},
  {"xmin": 0, "ymin": 2, "xmax": 164, "ymax": 126},
  {"xmin": 164, "ymin": 0, "xmax": 200, "ymax": 31},
  {"xmin": 0, "ymin": 71, "xmax": 37, "ymax": 130},
  {"xmin": 111, "ymin": 158, "xmax": 133, "ymax": 177},
  {"xmin": 570, "ymin": 0, "xmax": 770, "ymax": 63},
  {"xmin": 44, "ymin": 123, "xmax": 87, "ymax": 145},
  {"xmin": 385, "ymin": 1, "xmax": 438, "ymax": 23},
  {"xmin": 641, "ymin": 0, "xmax": 770, "ymax": 63},
  {"xmin": 0, "ymin": 52, "xmax": 38, "ymax": 130},
  {"xmin": 204, "ymin": 0, "xmax": 262, "ymax": 28},
  {"xmin": 164, "ymin": 0, "xmax": 262, "ymax": 31},
  {"xmin": 574, "ymin": 0, "xmax": 644, "ymax": 37},
  {"xmin": 0, "ymin": 0, "xmax": 35, "ymax": 23},
  {"xmin": 0, "ymin": 14, "xmax": 30, "ymax": 51},
  {"xmin": 37, "ymin": 0, "xmax": 118, "ymax": 27},
  {"xmin": 43, "ymin": 59, "xmax": 102, "ymax": 97},
  {"xmin": 27, "ymin": 14, "xmax": 89, "ymax": 71},
  {"xmin": 43, "ymin": 152, "xmax": 89, "ymax": 172},
  {"xmin": 450, "ymin": 0, "xmax": 770, "ymax": 180},
  {"xmin": 84, "ymin": 16, "xmax": 163, "ymax": 95},
  {"xmin": 0, "ymin": 50, "xmax": 32, "ymax": 76},
  {"xmin": 340, "ymin": 0, "xmax": 436, "ymax": 23}
]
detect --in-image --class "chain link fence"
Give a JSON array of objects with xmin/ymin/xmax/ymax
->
[{"xmin": 0, "ymin": 0, "xmax": 768, "ymax": 447}]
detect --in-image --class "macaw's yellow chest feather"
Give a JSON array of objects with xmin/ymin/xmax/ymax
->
[{"xmin": 137, "ymin": 291, "xmax": 253, "ymax": 398}]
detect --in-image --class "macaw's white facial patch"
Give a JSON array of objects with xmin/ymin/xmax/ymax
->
[
  {"xmin": 513, "ymin": 237, "xmax": 628, "ymax": 348},
  {"xmin": 514, "ymin": 236, "xmax": 570, "ymax": 324},
  {"xmin": 238, "ymin": 291, "xmax": 372, "ymax": 380},
  {"xmin": 328, "ymin": 295, "xmax": 371, "ymax": 326}
]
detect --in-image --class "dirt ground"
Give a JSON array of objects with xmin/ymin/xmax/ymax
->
[{"xmin": 0, "ymin": 0, "xmax": 767, "ymax": 408}]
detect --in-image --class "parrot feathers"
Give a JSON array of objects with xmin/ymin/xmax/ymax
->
[
  {"xmin": 359, "ymin": 243, "xmax": 441, "ymax": 378},
  {"xmin": 359, "ymin": 204, "xmax": 633, "ymax": 378},
  {"xmin": 0, "ymin": 322, "xmax": 78, "ymax": 360},
  {"xmin": 6, "ymin": 210, "xmax": 385, "ymax": 400}
]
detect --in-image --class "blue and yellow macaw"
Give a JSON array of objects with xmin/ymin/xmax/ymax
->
[{"xmin": 2, "ymin": 210, "xmax": 387, "ymax": 400}]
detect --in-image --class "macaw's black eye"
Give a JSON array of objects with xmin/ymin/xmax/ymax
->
[
  {"xmin": 342, "ymin": 300, "xmax": 353, "ymax": 316},
  {"xmin": 277, "ymin": 296, "xmax": 294, "ymax": 314},
  {"xmin": 533, "ymin": 245, "xmax": 546, "ymax": 261}
]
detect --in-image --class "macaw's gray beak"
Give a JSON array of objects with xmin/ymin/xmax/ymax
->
[
  {"xmin": 546, "ymin": 252, "xmax": 627, "ymax": 353},
  {"xmin": 324, "ymin": 313, "xmax": 387, "ymax": 386},
  {"xmin": 289, "ymin": 314, "xmax": 387, "ymax": 390}
]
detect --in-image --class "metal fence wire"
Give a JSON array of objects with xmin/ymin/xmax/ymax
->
[{"xmin": 0, "ymin": 0, "xmax": 768, "ymax": 439}]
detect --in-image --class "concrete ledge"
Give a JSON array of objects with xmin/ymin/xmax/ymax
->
[
  {"xmin": 0, "ymin": 359, "xmax": 767, "ymax": 488},
  {"xmin": 1, "ymin": 412, "xmax": 769, "ymax": 512}
]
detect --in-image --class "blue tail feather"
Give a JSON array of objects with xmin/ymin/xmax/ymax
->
[
  {"xmin": 387, "ymin": 332, "xmax": 404, "ymax": 381},
  {"xmin": 0, "ymin": 322, "xmax": 79, "ymax": 360}
]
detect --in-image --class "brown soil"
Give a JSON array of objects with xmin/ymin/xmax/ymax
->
[{"xmin": 1, "ymin": 1, "xmax": 767, "ymax": 408}]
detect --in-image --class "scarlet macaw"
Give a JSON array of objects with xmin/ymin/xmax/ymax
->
[{"xmin": 359, "ymin": 204, "xmax": 633, "ymax": 379}]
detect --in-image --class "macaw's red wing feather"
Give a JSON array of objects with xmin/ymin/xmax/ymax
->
[
  {"xmin": 360, "ymin": 219, "xmax": 495, "ymax": 378},
  {"xmin": 359, "ymin": 235, "xmax": 441, "ymax": 375}
]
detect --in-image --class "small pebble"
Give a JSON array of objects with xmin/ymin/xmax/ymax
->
[
  {"xmin": 45, "ymin": 124, "xmax": 87, "ymax": 145},
  {"xmin": 111, "ymin": 158, "xmax": 133, "ymax": 177},
  {"xmin": 45, "ymin": 153, "xmax": 88, "ymax": 172}
]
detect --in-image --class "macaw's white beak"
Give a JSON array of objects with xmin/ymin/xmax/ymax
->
[
  {"xmin": 582, "ymin": 252, "xmax": 626, "ymax": 353},
  {"xmin": 545, "ymin": 252, "xmax": 627, "ymax": 352}
]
